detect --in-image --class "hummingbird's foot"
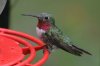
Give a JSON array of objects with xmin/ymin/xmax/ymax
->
[{"xmin": 42, "ymin": 45, "xmax": 52, "ymax": 54}]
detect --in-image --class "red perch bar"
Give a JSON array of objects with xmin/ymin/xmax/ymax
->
[{"xmin": 0, "ymin": 28, "xmax": 49, "ymax": 66}]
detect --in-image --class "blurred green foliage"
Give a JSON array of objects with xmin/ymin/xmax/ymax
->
[{"xmin": 10, "ymin": 0, "xmax": 100, "ymax": 66}]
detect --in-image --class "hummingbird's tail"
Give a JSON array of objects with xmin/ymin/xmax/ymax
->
[
  {"xmin": 59, "ymin": 44, "xmax": 92, "ymax": 56},
  {"xmin": 71, "ymin": 45, "xmax": 92, "ymax": 56}
]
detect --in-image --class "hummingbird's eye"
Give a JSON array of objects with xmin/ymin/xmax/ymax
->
[{"xmin": 44, "ymin": 17, "xmax": 49, "ymax": 19}]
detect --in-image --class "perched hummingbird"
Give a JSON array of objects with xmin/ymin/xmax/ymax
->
[{"xmin": 22, "ymin": 13, "xmax": 91, "ymax": 56}]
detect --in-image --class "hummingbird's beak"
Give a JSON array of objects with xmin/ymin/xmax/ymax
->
[{"xmin": 22, "ymin": 14, "xmax": 39, "ymax": 18}]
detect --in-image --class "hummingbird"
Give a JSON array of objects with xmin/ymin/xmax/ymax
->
[{"xmin": 22, "ymin": 13, "xmax": 92, "ymax": 56}]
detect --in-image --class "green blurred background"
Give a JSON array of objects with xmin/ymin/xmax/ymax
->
[{"xmin": 10, "ymin": 0, "xmax": 100, "ymax": 66}]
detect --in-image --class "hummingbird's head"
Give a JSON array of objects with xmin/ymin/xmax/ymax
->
[
  {"xmin": 22, "ymin": 13, "xmax": 55, "ymax": 25},
  {"xmin": 22, "ymin": 13, "xmax": 55, "ymax": 31}
]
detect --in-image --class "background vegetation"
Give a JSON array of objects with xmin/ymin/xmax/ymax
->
[{"xmin": 10, "ymin": 0, "xmax": 100, "ymax": 66}]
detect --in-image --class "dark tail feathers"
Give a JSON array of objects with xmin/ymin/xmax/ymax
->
[
  {"xmin": 71, "ymin": 45, "xmax": 92, "ymax": 56},
  {"xmin": 60, "ymin": 44, "xmax": 92, "ymax": 56}
]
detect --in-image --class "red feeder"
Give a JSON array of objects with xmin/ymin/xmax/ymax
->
[{"xmin": 0, "ymin": 28, "xmax": 49, "ymax": 66}]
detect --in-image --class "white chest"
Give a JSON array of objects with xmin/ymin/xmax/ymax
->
[{"xmin": 36, "ymin": 27, "xmax": 46, "ymax": 37}]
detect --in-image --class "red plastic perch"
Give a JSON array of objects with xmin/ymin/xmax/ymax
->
[{"xmin": 0, "ymin": 28, "xmax": 49, "ymax": 66}]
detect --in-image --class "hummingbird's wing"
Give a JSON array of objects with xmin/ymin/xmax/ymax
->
[{"xmin": 42, "ymin": 26, "xmax": 91, "ymax": 56}]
